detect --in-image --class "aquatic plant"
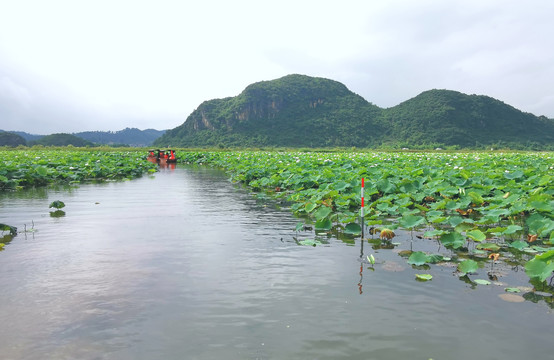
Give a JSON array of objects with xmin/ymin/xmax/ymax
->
[
  {"xmin": 0, "ymin": 223, "xmax": 17, "ymax": 236},
  {"xmin": 49, "ymin": 200, "xmax": 65, "ymax": 209},
  {"xmin": 0, "ymin": 149, "xmax": 158, "ymax": 190},
  {"xmin": 177, "ymin": 150, "xmax": 553, "ymax": 287}
]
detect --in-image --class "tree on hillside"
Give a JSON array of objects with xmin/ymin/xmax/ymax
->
[
  {"xmin": 0, "ymin": 132, "xmax": 26, "ymax": 147},
  {"xmin": 29, "ymin": 133, "xmax": 95, "ymax": 147}
]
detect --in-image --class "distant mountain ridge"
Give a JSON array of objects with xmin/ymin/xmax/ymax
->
[
  {"xmin": 154, "ymin": 74, "xmax": 554, "ymax": 149},
  {"xmin": 2, "ymin": 128, "xmax": 166, "ymax": 147},
  {"xmin": 76, "ymin": 128, "xmax": 166, "ymax": 147}
]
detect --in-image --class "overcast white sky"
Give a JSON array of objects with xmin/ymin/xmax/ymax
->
[{"xmin": 1, "ymin": 0, "xmax": 553, "ymax": 134}]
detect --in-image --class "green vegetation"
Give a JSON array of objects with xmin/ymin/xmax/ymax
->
[
  {"xmin": 178, "ymin": 150, "xmax": 554, "ymax": 285},
  {"xmin": 76, "ymin": 128, "xmax": 165, "ymax": 146},
  {"xmin": 29, "ymin": 133, "xmax": 95, "ymax": 147},
  {"xmin": 0, "ymin": 132, "xmax": 26, "ymax": 147},
  {"xmin": 154, "ymin": 74, "xmax": 554, "ymax": 150},
  {"xmin": 0, "ymin": 148, "xmax": 157, "ymax": 190},
  {"xmin": 156, "ymin": 74, "xmax": 381, "ymax": 148}
]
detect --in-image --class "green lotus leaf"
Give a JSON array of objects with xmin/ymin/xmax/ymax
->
[
  {"xmin": 509, "ymin": 240, "xmax": 528, "ymax": 250},
  {"xmin": 466, "ymin": 229, "xmax": 486, "ymax": 242},
  {"xmin": 0, "ymin": 223, "xmax": 17, "ymax": 236},
  {"xmin": 476, "ymin": 243, "xmax": 501, "ymax": 251},
  {"xmin": 524, "ymin": 256, "xmax": 554, "ymax": 282},
  {"xmin": 299, "ymin": 239, "xmax": 322, "ymax": 247},
  {"xmin": 505, "ymin": 287, "xmax": 521, "ymax": 293},
  {"xmin": 474, "ymin": 279, "xmax": 491, "ymax": 285},
  {"xmin": 468, "ymin": 191, "xmax": 484, "ymax": 205},
  {"xmin": 344, "ymin": 222, "xmax": 362, "ymax": 235},
  {"xmin": 399, "ymin": 215, "xmax": 426, "ymax": 229},
  {"xmin": 415, "ymin": 274, "xmax": 433, "ymax": 281},
  {"xmin": 314, "ymin": 218, "xmax": 332, "ymax": 231},
  {"xmin": 408, "ymin": 251, "xmax": 429, "ymax": 266},
  {"xmin": 313, "ymin": 206, "xmax": 332, "ymax": 221},
  {"xmin": 424, "ymin": 229, "xmax": 448, "ymax": 238},
  {"xmin": 503, "ymin": 225, "xmax": 523, "ymax": 235},
  {"xmin": 305, "ymin": 202, "xmax": 317, "ymax": 213},
  {"xmin": 457, "ymin": 259, "xmax": 479, "ymax": 276},
  {"xmin": 49, "ymin": 200, "xmax": 65, "ymax": 209},
  {"xmin": 440, "ymin": 232, "xmax": 466, "ymax": 249}
]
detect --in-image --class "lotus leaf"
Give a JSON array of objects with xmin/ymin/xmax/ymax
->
[
  {"xmin": 474, "ymin": 279, "xmax": 491, "ymax": 285},
  {"xmin": 313, "ymin": 206, "xmax": 332, "ymax": 221},
  {"xmin": 440, "ymin": 232, "xmax": 465, "ymax": 249},
  {"xmin": 466, "ymin": 229, "xmax": 486, "ymax": 242},
  {"xmin": 415, "ymin": 274, "xmax": 433, "ymax": 281},
  {"xmin": 399, "ymin": 215, "xmax": 426, "ymax": 229},
  {"xmin": 314, "ymin": 218, "xmax": 332, "ymax": 231},
  {"xmin": 457, "ymin": 259, "xmax": 479, "ymax": 276},
  {"xmin": 408, "ymin": 251, "xmax": 429, "ymax": 266},
  {"xmin": 344, "ymin": 222, "xmax": 362, "ymax": 235}
]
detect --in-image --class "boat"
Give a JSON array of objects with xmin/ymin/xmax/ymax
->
[{"xmin": 147, "ymin": 149, "xmax": 177, "ymax": 164}]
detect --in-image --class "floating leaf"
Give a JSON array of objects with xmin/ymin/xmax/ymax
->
[
  {"xmin": 503, "ymin": 225, "xmax": 523, "ymax": 235},
  {"xmin": 313, "ymin": 206, "xmax": 332, "ymax": 221},
  {"xmin": 457, "ymin": 259, "xmax": 479, "ymax": 276},
  {"xmin": 36, "ymin": 165, "xmax": 48, "ymax": 176},
  {"xmin": 524, "ymin": 250, "xmax": 554, "ymax": 282},
  {"xmin": 314, "ymin": 218, "xmax": 332, "ymax": 231},
  {"xmin": 408, "ymin": 251, "xmax": 429, "ymax": 266},
  {"xmin": 299, "ymin": 239, "xmax": 322, "ymax": 247},
  {"xmin": 344, "ymin": 222, "xmax": 362, "ymax": 235},
  {"xmin": 468, "ymin": 191, "xmax": 484, "ymax": 205},
  {"xmin": 424, "ymin": 229, "xmax": 448, "ymax": 238},
  {"xmin": 505, "ymin": 287, "xmax": 521, "ymax": 293},
  {"xmin": 476, "ymin": 243, "xmax": 501, "ymax": 251},
  {"xmin": 399, "ymin": 214, "xmax": 426, "ymax": 229},
  {"xmin": 304, "ymin": 202, "xmax": 317, "ymax": 213},
  {"xmin": 466, "ymin": 229, "xmax": 486, "ymax": 242},
  {"xmin": 440, "ymin": 232, "xmax": 466, "ymax": 249},
  {"xmin": 49, "ymin": 200, "xmax": 65, "ymax": 209},
  {"xmin": 474, "ymin": 279, "xmax": 491, "ymax": 285},
  {"xmin": 415, "ymin": 274, "xmax": 433, "ymax": 281},
  {"xmin": 294, "ymin": 222, "xmax": 304, "ymax": 232},
  {"xmin": 0, "ymin": 223, "xmax": 17, "ymax": 236},
  {"xmin": 509, "ymin": 240, "xmax": 528, "ymax": 250}
]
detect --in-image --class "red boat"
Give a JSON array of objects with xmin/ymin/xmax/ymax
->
[{"xmin": 147, "ymin": 149, "xmax": 177, "ymax": 164}]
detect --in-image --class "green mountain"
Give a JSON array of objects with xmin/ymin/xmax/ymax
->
[
  {"xmin": 29, "ymin": 133, "xmax": 95, "ymax": 147},
  {"xmin": 0, "ymin": 131, "xmax": 26, "ymax": 147},
  {"xmin": 155, "ymin": 74, "xmax": 382, "ymax": 148},
  {"xmin": 3, "ymin": 128, "xmax": 166, "ymax": 147},
  {"xmin": 154, "ymin": 74, "xmax": 554, "ymax": 149},
  {"xmin": 75, "ymin": 128, "xmax": 165, "ymax": 147},
  {"xmin": 379, "ymin": 89, "xmax": 554, "ymax": 149}
]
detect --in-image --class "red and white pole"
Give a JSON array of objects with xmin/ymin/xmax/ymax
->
[{"xmin": 361, "ymin": 178, "xmax": 365, "ymax": 237}]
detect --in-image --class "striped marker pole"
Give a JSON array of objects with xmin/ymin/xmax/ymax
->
[{"xmin": 361, "ymin": 178, "xmax": 365, "ymax": 238}]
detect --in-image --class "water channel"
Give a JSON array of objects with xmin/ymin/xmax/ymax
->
[{"xmin": 0, "ymin": 165, "xmax": 552, "ymax": 359}]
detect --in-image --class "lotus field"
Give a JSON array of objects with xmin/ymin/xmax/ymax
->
[
  {"xmin": 179, "ymin": 151, "xmax": 554, "ymax": 287},
  {"xmin": 0, "ymin": 149, "xmax": 157, "ymax": 190},
  {"xmin": 1, "ymin": 149, "xmax": 553, "ymax": 288}
]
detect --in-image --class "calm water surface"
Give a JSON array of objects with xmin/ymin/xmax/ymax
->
[{"xmin": 0, "ymin": 166, "xmax": 552, "ymax": 360}]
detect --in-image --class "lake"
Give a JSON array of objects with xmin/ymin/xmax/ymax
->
[{"xmin": 0, "ymin": 165, "xmax": 552, "ymax": 359}]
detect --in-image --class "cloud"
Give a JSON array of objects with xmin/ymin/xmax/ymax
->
[{"xmin": 0, "ymin": 0, "xmax": 553, "ymax": 134}]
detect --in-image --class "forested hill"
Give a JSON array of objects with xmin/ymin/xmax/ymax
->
[
  {"xmin": 379, "ymin": 90, "xmax": 554, "ymax": 148},
  {"xmin": 156, "ymin": 74, "xmax": 383, "ymax": 148},
  {"xmin": 3, "ymin": 128, "xmax": 166, "ymax": 147},
  {"xmin": 154, "ymin": 74, "xmax": 554, "ymax": 149},
  {"xmin": 75, "ymin": 128, "xmax": 165, "ymax": 147}
]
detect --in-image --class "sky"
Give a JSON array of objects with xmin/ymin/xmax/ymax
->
[{"xmin": 1, "ymin": 0, "xmax": 553, "ymax": 135}]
